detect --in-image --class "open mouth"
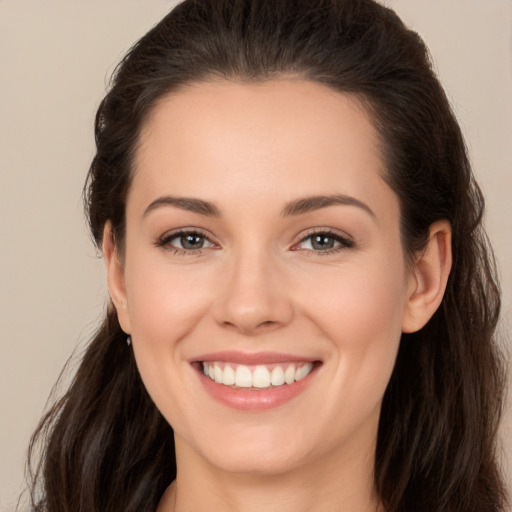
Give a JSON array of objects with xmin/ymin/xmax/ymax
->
[
  {"xmin": 191, "ymin": 353, "xmax": 321, "ymax": 410},
  {"xmin": 200, "ymin": 361, "xmax": 316, "ymax": 389}
]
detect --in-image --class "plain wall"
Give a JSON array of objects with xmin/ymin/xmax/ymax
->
[{"xmin": 1, "ymin": 0, "xmax": 511, "ymax": 509}]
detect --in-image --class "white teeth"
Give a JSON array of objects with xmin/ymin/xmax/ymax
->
[
  {"xmin": 284, "ymin": 365, "xmax": 295, "ymax": 385},
  {"xmin": 295, "ymin": 362, "xmax": 314, "ymax": 382},
  {"xmin": 235, "ymin": 365, "xmax": 253, "ymax": 387},
  {"xmin": 270, "ymin": 366, "xmax": 285, "ymax": 386},
  {"xmin": 202, "ymin": 361, "xmax": 315, "ymax": 389},
  {"xmin": 213, "ymin": 363, "xmax": 223, "ymax": 384},
  {"xmin": 252, "ymin": 366, "xmax": 271, "ymax": 388},
  {"xmin": 223, "ymin": 365, "xmax": 236, "ymax": 385}
]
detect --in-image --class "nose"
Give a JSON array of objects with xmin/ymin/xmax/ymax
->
[{"xmin": 213, "ymin": 248, "xmax": 294, "ymax": 335}]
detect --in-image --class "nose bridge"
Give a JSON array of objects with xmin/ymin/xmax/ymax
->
[{"xmin": 214, "ymin": 241, "xmax": 293, "ymax": 333}]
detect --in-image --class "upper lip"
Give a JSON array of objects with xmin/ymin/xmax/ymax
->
[{"xmin": 191, "ymin": 351, "xmax": 319, "ymax": 365}]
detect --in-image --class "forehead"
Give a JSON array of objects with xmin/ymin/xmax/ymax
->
[
  {"xmin": 138, "ymin": 79, "xmax": 381, "ymax": 162},
  {"xmin": 130, "ymin": 79, "xmax": 394, "ymax": 219}
]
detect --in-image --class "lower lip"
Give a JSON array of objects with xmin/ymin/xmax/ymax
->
[{"xmin": 197, "ymin": 366, "xmax": 317, "ymax": 411}]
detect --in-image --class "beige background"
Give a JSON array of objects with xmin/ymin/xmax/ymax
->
[{"xmin": 1, "ymin": 0, "xmax": 511, "ymax": 509}]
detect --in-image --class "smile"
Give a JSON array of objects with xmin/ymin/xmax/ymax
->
[
  {"xmin": 202, "ymin": 361, "xmax": 314, "ymax": 389},
  {"xmin": 194, "ymin": 353, "xmax": 320, "ymax": 411}
]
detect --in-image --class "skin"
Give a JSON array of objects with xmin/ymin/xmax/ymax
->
[{"xmin": 104, "ymin": 79, "xmax": 452, "ymax": 512}]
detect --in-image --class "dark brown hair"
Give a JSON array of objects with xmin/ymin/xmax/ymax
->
[{"xmin": 26, "ymin": 1, "xmax": 508, "ymax": 511}]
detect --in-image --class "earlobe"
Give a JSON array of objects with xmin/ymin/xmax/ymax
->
[
  {"xmin": 402, "ymin": 220, "xmax": 452, "ymax": 333},
  {"xmin": 102, "ymin": 222, "xmax": 131, "ymax": 333}
]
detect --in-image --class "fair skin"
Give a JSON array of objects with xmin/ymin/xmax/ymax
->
[{"xmin": 104, "ymin": 79, "xmax": 452, "ymax": 512}]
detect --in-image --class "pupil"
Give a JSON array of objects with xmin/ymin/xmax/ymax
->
[
  {"xmin": 181, "ymin": 234, "xmax": 203, "ymax": 249},
  {"xmin": 312, "ymin": 235, "xmax": 334, "ymax": 250}
]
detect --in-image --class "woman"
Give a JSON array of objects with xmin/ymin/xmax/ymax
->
[{"xmin": 27, "ymin": 0, "xmax": 508, "ymax": 511}]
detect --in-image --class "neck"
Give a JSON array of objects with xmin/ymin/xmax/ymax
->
[{"xmin": 158, "ymin": 437, "xmax": 383, "ymax": 512}]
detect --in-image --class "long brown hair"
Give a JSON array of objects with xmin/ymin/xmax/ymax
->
[{"xmin": 26, "ymin": 1, "xmax": 508, "ymax": 511}]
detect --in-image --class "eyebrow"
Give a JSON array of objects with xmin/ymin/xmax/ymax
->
[
  {"xmin": 282, "ymin": 194, "xmax": 376, "ymax": 218},
  {"xmin": 143, "ymin": 193, "xmax": 375, "ymax": 219},
  {"xmin": 143, "ymin": 196, "xmax": 221, "ymax": 217}
]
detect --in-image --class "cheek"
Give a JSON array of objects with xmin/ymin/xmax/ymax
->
[
  {"xmin": 122, "ymin": 254, "xmax": 217, "ymax": 427},
  {"xmin": 304, "ymin": 260, "xmax": 406, "ymax": 339},
  {"xmin": 304, "ymin": 272, "xmax": 405, "ymax": 446},
  {"xmin": 124, "ymin": 255, "xmax": 215, "ymax": 345},
  {"xmin": 299, "ymin": 256, "xmax": 407, "ymax": 391}
]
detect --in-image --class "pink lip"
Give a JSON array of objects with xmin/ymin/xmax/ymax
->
[
  {"xmin": 192, "ymin": 352, "xmax": 320, "ymax": 412},
  {"xmin": 192, "ymin": 350, "xmax": 315, "ymax": 365}
]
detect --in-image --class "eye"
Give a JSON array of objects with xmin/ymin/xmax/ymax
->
[
  {"xmin": 156, "ymin": 230, "xmax": 216, "ymax": 253},
  {"xmin": 293, "ymin": 230, "xmax": 354, "ymax": 253}
]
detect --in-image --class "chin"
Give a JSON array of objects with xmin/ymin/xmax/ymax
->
[
  {"xmin": 178, "ymin": 423, "xmax": 316, "ymax": 477},
  {"xmin": 207, "ymin": 446, "xmax": 309, "ymax": 477}
]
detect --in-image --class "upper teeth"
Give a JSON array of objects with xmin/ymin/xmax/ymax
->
[{"xmin": 202, "ymin": 362, "xmax": 314, "ymax": 389}]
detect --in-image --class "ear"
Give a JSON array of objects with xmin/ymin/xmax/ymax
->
[
  {"xmin": 402, "ymin": 220, "xmax": 452, "ymax": 333},
  {"xmin": 102, "ymin": 222, "xmax": 131, "ymax": 334}
]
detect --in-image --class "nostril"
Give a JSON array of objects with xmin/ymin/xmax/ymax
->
[
  {"xmin": 258, "ymin": 320, "xmax": 278, "ymax": 328},
  {"xmin": 213, "ymin": 284, "xmax": 295, "ymax": 333},
  {"xmin": 221, "ymin": 319, "xmax": 278, "ymax": 334}
]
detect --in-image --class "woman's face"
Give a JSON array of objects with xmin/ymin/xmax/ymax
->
[{"xmin": 110, "ymin": 80, "xmax": 418, "ymax": 476}]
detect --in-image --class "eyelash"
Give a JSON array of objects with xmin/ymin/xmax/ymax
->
[
  {"xmin": 291, "ymin": 228, "xmax": 354, "ymax": 255},
  {"xmin": 155, "ymin": 228, "xmax": 354, "ymax": 256},
  {"xmin": 155, "ymin": 229, "xmax": 217, "ymax": 255}
]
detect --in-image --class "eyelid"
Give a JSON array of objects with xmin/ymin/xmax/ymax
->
[
  {"xmin": 290, "ymin": 227, "xmax": 355, "ymax": 253},
  {"xmin": 155, "ymin": 227, "xmax": 219, "ymax": 252},
  {"xmin": 154, "ymin": 226, "xmax": 354, "ymax": 255}
]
